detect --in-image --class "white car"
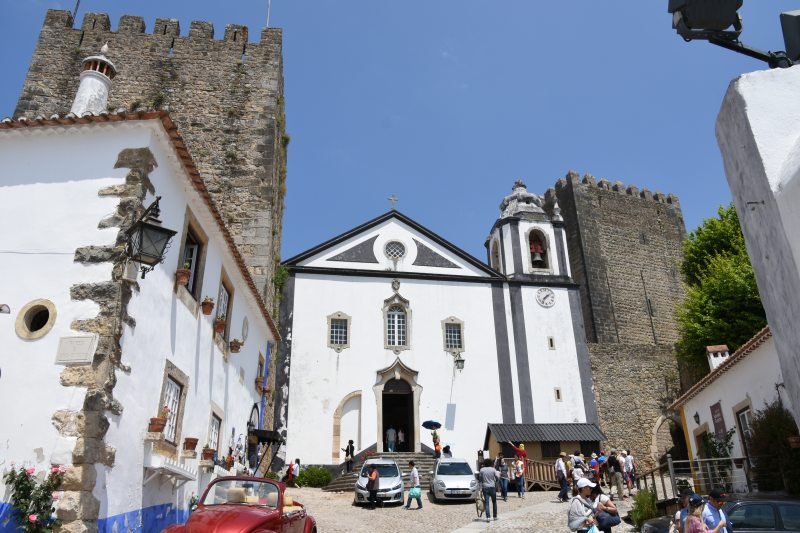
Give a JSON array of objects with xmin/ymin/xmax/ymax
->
[
  {"xmin": 353, "ymin": 458, "xmax": 405, "ymax": 505},
  {"xmin": 429, "ymin": 458, "xmax": 479, "ymax": 502}
]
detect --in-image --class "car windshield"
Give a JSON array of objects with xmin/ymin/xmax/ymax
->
[
  {"xmin": 437, "ymin": 462, "xmax": 473, "ymax": 476},
  {"xmin": 360, "ymin": 464, "xmax": 400, "ymax": 478},
  {"xmin": 200, "ymin": 479, "xmax": 280, "ymax": 508}
]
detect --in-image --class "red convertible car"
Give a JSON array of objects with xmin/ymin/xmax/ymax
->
[{"xmin": 164, "ymin": 476, "xmax": 317, "ymax": 533}]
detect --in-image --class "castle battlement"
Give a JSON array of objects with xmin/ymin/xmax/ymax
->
[
  {"xmin": 554, "ymin": 169, "xmax": 680, "ymax": 207},
  {"xmin": 42, "ymin": 9, "xmax": 280, "ymax": 48}
]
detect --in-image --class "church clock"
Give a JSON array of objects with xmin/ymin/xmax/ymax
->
[{"xmin": 536, "ymin": 287, "xmax": 556, "ymax": 308}]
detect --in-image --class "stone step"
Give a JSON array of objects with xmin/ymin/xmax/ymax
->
[{"xmin": 323, "ymin": 452, "xmax": 438, "ymax": 493}]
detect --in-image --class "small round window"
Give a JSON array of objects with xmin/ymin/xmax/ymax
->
[
  {"xmin": 15, "ymin": 299, "xmax": 57, "ymax": 340},
  {"xmin": 384, "ymin": 241, "xmax": 406, "ymax": 259}
]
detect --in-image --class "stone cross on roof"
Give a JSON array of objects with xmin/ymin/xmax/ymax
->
[{"xmin": 388, "ymin": 194, "xmax": 398, "ymax": 210}]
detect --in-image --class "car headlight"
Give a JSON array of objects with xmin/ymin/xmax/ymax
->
[
  {"xmin": 391, "ymin": 484, "xmax": 401, "ymax": 491},
  {"xmin": 356, "ymin": 483, "xmax": 366, "ymax": 490},
  {"xmin": 436, "ymin": 481, "xmax": 446, "ymax": 489},
  {"xmin": 470, "ymin": 480, "xmax": 477, "ymax": 488}
]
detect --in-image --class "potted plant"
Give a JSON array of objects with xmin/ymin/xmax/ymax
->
[
  {"xmin": 200, "ymin": 296, "xmax": 215, "ymax": 315},
  {"xmin": 148, "ymin": 405, "xmax": 170, "ymax": 432},
  {"xmin": 229, "ymin": 339, "xmax": 243, "ymax": 353},
  {"xmin": 213, "ymin": 314, "xmax": 226, "ymax": 334},
  {"xmin": 201, "ymin": 444, "xmax": 215, "ymax": 460},
  {"xmin": 254, "ymin": 377, "xmax": 265, "ymax": 392},
  {"xmin": 176, "ymin": 262, "xmax": 192, "ymax": 286},
  {"xmin": 183, "ymin": 437, "xmax": 199, "ymax": 451}
]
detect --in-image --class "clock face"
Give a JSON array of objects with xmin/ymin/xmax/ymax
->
[{"xmin": 536, "ymin": 288, "xmax": 556, "ymax": 308}]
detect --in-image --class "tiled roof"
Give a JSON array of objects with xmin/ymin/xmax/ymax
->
[
  {"xmin": 668, "ymin": 325, "xmax": 772, "ymax": 410},
  {"xmin": 0, "ymin": 111, "xmax": 280, "ymax": 341},
  {"xmin": 484, "ymin": 423, "xmax": 606, "ymax": 449}
]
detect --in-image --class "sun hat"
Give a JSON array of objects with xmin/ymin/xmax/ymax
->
[
  {"xmin": 559, "ymin": 451, "xmax": 567, "ymax": 457},
  {"xmin": 591, "ymin": 453, "xmax": 598, "ymax": 458},
  {"xmin": 576, "ymin": 478, "xmax": 596, "ymax": 489}
]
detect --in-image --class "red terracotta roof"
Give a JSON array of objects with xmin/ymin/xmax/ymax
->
[
  {"xmin": 669, "ymin": 326, "xmax": 771, "ymax": 410},
  {"xmin": 0, "ymin": 111, "xmax": 280, "ymax": 341}
]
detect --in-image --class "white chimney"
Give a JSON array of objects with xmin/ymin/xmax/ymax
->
[
  {"xmin": 70, "ymin": 44, "xmax": 116, "ymax": 116},
  {"xmin": 706, "ymin": 344, "xmax": 730, "ymax": 371}
]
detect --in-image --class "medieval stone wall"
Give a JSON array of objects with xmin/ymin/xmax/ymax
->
[
  {"xmin": 14, "ymin": 9, "xmax": 286, "ymax": 310},
  {"xmin": 553, "ymin": 171, "xmax": 686, "ymax": 468}
]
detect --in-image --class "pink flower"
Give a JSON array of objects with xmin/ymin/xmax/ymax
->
[
  {"xmin": 25, "ymin": 468, "xmax": 35, "ymax": 475},
  {"xmin": 28, "ymin": 515, "xmax": 38, "ymax": 523},
  {"xmin": 51, "ymin": 466, "xmax": 60, "ymax": 474}
]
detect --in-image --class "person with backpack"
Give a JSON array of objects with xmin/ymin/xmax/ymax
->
[
  {"xmin": 568, "ymin": 478, "xmax": 597, "ymax": 532},
  {"xmin": 607, "ymin": 450, "xmax": 626, "ymax": 500}
]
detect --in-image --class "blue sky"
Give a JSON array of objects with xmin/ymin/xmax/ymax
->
[{"xmin": 1, "ymin": 1, "xmax": 795, "ymax": 260}]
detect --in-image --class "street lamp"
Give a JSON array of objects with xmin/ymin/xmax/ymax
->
[
  {"xmin": 453, "ymin": 353, "xmax": 465, "ymax": 372},
  {"xmin": 693, "ymin": 412, "xmax": 701, "ymax": 425},
  {"xmin": 125, "ymin": 196, "xmax": 177, "ymax": 278},
  {"xmin": 668, "ymin": 0, "xmax": 798, "ymax": 68}
]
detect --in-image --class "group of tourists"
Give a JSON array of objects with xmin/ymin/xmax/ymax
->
[
  {"xmin": 385, "ymin": 425, "xmax": 406, "ymax": 452},
  {"xmin": 672, "ymin": 488, "xmax": 729, "ymax": 533},
  {"xmin": 556, "ymin": 448, "xmax": 635, "ymax": 503}
]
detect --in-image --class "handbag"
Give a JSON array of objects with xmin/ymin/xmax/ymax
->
[
  {"xmin": 345, "ymin": 455, "xmax": 352, "ymax": 462},
  {"xmin": 409, "ymin": 486, "xmax": 421, "ymax": 498},
  {"xmin": 596, "ymin": 511, "xmax": 621, "ymax": 529}
]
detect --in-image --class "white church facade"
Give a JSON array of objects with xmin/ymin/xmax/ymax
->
[{"xmin": 275, "ymin": 182, "xmax": 603, "ymax": 467}]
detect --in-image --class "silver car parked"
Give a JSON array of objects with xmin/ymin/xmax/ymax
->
[
  {"xmin": 429, "ymin": 458, "xmax": 479, "ymax": 502},
  {"xmin": 353, "ymin": 458, "xmax": 405, "ymax": 505}
]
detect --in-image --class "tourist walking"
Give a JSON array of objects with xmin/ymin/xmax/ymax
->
[
  {"xmin": 672, "ymin": 488, "xmax": 693, "ymax": 533},
  {"xmin": 567, "ymin": 478, "xmax": 597, "ymax": 533},
  {"xmin": 342, "ymin": 439, "xmax": 355, "ymax": 473},
  {"xmin": 496, "ymin": 454, "xmax": 510, "ymax": 501},
  {"xmin": 686, "ymin": 493, "xmax": 726, "ymax": 533},
  {"xmin": 513, "ymin": 454, "xmax": 525, "ymax": 498},
  {"xmin": 556, "ymin": 451, "xmax": 569, "ymax": 502},
  {"xmin": 397, "ymin": 428, "xmax": 405, "ymax": 452},
  {"xmin": 367, "ymin": 464, "xmax": 380, "ymax": 509},
  {"xmin": 589, "ymin": 453, "xmax": 601, "ymax": 483},
  {"xmin": 702, "ymin": 489, "xmax": 729, "ymax": 533},
  {"xmin": 572, "ymin": 455, "xmax": 586, "ymax": 495},
  {"xmin": 404, "ymin": 460, "xmax": 422, "ymax": 509},
  {"xmin": 386, "ymin": 425, "xmax": 397, "ymax": 452},
  {"xmin": 624, "ymin": 450, "xmax": 635, "ymax": 490},
  {"xmin": 607, "ymin": 450, "xmax": 626, "ymax": 500},
  {"xmin": 479, "ymin": 458, "xmax": 500, "ymax": 522}
]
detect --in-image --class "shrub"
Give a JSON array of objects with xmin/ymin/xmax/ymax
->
[
  {"xmin": 264, "ymin": 470, "xmax": 279, "ymax": 480},
  {"xmin": 3, "ymin": 465, "xmax": 64, "ymax": 532},
  {"xmin": 295, "ymin": 466, "xmax": 332, "ymax": 488},
  {"xmin": 748, "ymin": 398, "xmax": 800, "ymax": 493},
  {"xmin": 630, "ymin": 489, "xmax": 658, "ymax": 526}
]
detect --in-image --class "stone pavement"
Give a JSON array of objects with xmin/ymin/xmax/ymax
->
[{"xmin": 286, "ymin": 487, "xmax": 638, "ymax": 532}]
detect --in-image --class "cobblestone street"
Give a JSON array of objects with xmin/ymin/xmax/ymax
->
[{"xmin": 286, "ymin": 487, "xmax": 637, "ymax": 532}]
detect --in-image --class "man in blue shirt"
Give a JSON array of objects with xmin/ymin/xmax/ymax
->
[{"xmin": 702, "ymin": 488, "xmax": 729, "ymax": 533}]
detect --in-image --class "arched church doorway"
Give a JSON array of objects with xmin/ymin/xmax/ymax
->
[{"xmin": 382, "ymin": 378, "xmax": 413, "ymax": 452}]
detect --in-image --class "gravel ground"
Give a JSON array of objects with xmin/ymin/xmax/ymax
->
[{"xmin": 285, "ymin": 487, "xmax": 640, "ymax": 533}]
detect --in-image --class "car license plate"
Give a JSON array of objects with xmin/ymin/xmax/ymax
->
[{"xmin": 378, "ymin": 493, "xmax": 393, "ymax": 498}]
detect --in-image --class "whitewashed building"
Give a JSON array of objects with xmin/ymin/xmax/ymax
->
[
  {"xmin": 274, "ymin": 181, "xmax": 603, "ymax": 467},
  {"xmin": 0, "ymin": 49, "xmax": 278, "ymax": 532},
  {"xmin": 669, "ymin": 327, "xmax": 790, "ymax": 462}
]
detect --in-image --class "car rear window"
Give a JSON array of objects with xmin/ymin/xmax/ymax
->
[
  {"xmin": 778, "ymin": 503, "xmax": 800, "ymax": 530},
  {"xmin": 360, "ymin": 464, "xmax": 400, "ymax": 477},
  {"xmin": 437, "ymin": 462, "xmax": 473, "ymax": 476}
]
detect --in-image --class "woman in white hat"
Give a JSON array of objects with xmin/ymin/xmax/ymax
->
[{"xmin": 567, "ymin": 478, "xmax": 597, "ymax": 533}]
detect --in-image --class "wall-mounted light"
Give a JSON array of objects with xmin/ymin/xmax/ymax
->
[
  {"xmin": 693, "ymin": 412, "xmax": 700, "ymax": 425},
  {"xmin": 125, "ymin": 196, "xmax": 177, "ymax": 279},
  {"xmin": 453, "ymin": 353, "xmax": 465, "ymax": 372}
]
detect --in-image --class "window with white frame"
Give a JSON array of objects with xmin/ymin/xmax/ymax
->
[
  {"xmin": 326, "ymin": 312, "xmax": 351, "ymax": 352},
  {"xmin": 163, "ymin": 377, "xmax": 182, "ymax": 444},
  {"xmin": 737, "ymin": 407, "xmax": 753, "ymax": 458},
  {"xmin": 442, "ymin": 317, "xmax": 464, "ymax": 353},
  {"xmin": 216, "ymin": 276, "xmax": 233, "ymax": 339},
  {"xmin": 209, "ymin": 414, "xmax": 222, "ymax": 451},
  {"xmin": 177, "ymin": 216, "xmax": 208, "ymax": 300},
  {"xmin": 387, "ymin": 305, "xmax": 407, "ymax": 347}
]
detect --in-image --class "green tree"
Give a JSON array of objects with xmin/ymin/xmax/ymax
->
[
  {"xmin": 676, "ymin": 205, "xmax": 767, "ymax": 373},
  {"xmin": 748, "ymin": 399, "xmax": 800, "ymax": 494}
]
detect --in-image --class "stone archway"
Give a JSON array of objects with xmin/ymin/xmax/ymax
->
[
  {"xmin": 331, "ymin": 390, "xmax": 362, "ymax": 463},
  {"xmin": 373, "ymin": 358, "xmax": 422, "ymax": 453},
  {"xmin": 650, "ymin": 415, "xmax": 675, "ymax": 463}
]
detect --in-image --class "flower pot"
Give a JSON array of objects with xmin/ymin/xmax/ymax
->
[
  {"xmin": 201, "ymin": 300, "xmax": 215, "ymax": 315},
  {"xmin": 176, "ymin": 268, "xmax": 191, "ymax": 286},
  {"xmin": 201, "ymin": 448, "xmax": 215, "ymax": 460},
  {"xmin": 183, "ymin": 437, "xmax": 199, "ymax": 451},
  {"xmin": 229, "ymin": 340, "xmax": 242, "ymax": 353},
  {"xmin": 149, "ymin": 417, "xmax": 167, "ymax": 433},
  {"xmin": 254, "ymin": 377, "xmax": 264, "ymax": 392},
  {"xmin": 213, "ymin": 319, "xmax": 226, "ymax": 334}
]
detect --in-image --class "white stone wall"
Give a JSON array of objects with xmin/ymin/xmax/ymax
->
[
  {"xmin": 717, "ymin": 66, "xmax": 800, "ymax": 429},
  {"xmin": 0, "ymin": 121, "xmax": 274, "ymax": 522},
  {"xmin": 683, "ymin": 337, "xmax": 786, "ymax": 459}
]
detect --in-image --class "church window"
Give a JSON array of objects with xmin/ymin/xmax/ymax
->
[
  {"xmin": 177, "ymin": 213, "xmax": 208, "ymax": 301},
  {"xmin": 327, "ymin": 312, "xmax": 351, "ymax": 352},
  {"xmin": 15, "ymin": 299, "xmax": 57, "ymax": 340},
  {"xmin": 441, "ymin": 316, "xmax": 465, "ymax": 353},
  {"xmin": 387, "ymin": 305, "xmax": 407, "ymax": 347},
  {"xmin": 548, "ymin": 336, "xmax": 556, "ymax": 350},
  {"xmin": 384, "ymin": 241, "xmax": 406, "ymax": 259},
  {"xmin": 528, "ymin": 230, "xmax": 549, "ymax": 270},
  {"xmin": 554, "ymin": 387, "xmax": 562, "ymax": 401}
]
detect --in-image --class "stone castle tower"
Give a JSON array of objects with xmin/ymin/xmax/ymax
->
[
  {"xmin": 14, "ymin": 9, "xmax": 287, "ymax": 310},
  {"xmin": 553, "ymin": 171, "xmax": 685, "ymax": 466}
]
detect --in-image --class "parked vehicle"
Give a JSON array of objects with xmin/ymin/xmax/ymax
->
[
  {"xmin": 353, "ymin": 458, "xmax": 405, "ymax": 505},
  {"xmin": 640, "ymin": 495, "xmax": 800, "ymax": 533},
  {"xmin": 429, "ymin": 458, "xmax": 479, "ymax": 502},
  {"xmin": 163, "ymin": 476, "xmax": 316, "ymax": 533}
]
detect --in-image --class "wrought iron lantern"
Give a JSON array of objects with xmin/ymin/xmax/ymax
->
[
  {"xmin": 453, "ymin": 353, "xmax": 465, "ymax": 372},
  {"xmin": 125, "ymin": 196, "xmax": 177, "ymax": 278},
  {"xmin": 693, "ymin": 411, "xmax": 701, "ymax": 425}
]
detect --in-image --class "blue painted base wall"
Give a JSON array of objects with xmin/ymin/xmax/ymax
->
[{"xmin": 0, "ymin": 502, "xmax": 189, "ymax": 533}]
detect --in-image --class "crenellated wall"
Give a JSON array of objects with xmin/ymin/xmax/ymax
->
[
  {"xmin": 553, "ymin": 170, "xmax": 686, "ymax": 467},
  {"xmin": 14, "ymin": 9, "xmax": 287, "ymax": 311}
]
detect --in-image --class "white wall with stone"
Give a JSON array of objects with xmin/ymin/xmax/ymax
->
[
  {"xmin": 0, "ymin": 120, "xmax": 275, "ymax": 525},
  {"xmin": 717, "ymin": 66, "xmax": 800, "ymax": 430}
]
